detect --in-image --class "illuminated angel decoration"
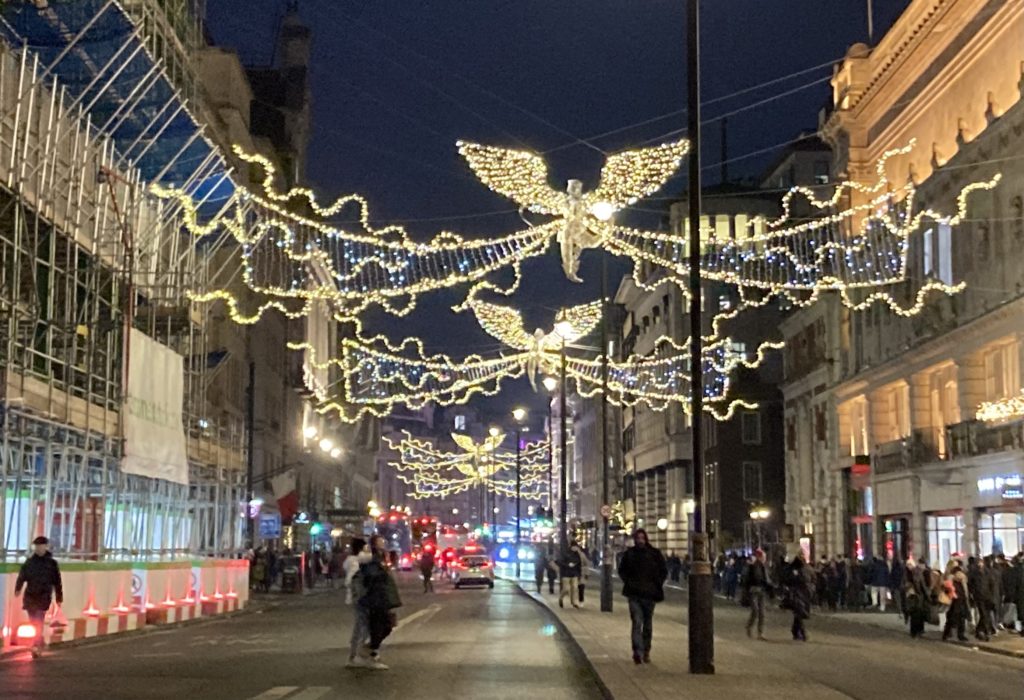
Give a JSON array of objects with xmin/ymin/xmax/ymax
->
[
  {"xmin": 469, "ymin": 297, "xmax": 602, "ymax": 388},
  {"xmin": 288, "ymin": 298, "xmax": 781, "ymax": 423},
  {"xmin": 384, "ymin": 430, "xmax": 550, "ymax": 500},
  {"xmin": 458, "ymin": 139, "xmax": 689, "ymax": 281}
]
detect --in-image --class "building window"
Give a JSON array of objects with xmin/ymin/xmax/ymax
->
[
  {"xmin": 978, "ymin": 512, "xmax": 1023, "ymax": 557},
  {"xmin": 923, "ymin": 223, "xmax": 953, "ymax": 286},
  {"xmin": 741, "ymin": 411, "xmax": 761, "ymax": 444},
  {"xmin": 983, "ymin": 341, "xmax": 1020, "ymax": 403},
  {"xmin": 926, "ymin": 514, "xmax": 964, "ymax": 565},
  {"xmin": 742, "ymin": 461, "xmax": 763, "ymax": 501}
]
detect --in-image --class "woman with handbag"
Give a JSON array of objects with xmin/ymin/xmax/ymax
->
[{"xmin": 942, "ymin": 558, "xmax": 970, "ymax": 642}]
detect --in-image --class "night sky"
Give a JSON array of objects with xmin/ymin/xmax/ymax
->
[{"xmin": 206, "ymin": 0, "xmax": 910, "ymax": 424}]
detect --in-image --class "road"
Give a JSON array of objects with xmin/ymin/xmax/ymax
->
[{"xmin": 0, "ymin": 573, "xmax": 603, "ymax": 700}]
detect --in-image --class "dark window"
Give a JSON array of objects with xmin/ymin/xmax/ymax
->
[
  {"xmin": 741, "ymin": 411, "xmax": 761, "ymax": 444},
  {"xmin": 742, "ymin": 462, "xmax": 763, "ymax": 501}
]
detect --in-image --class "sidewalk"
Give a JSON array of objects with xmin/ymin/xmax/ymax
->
[
  {"xmin": 820, "ymin": 607, "xmax": 1024, "ymax": 659},
  {"xmin": 518, "ymin": 585, "xmax": 857, "ymax": 700},
  {"xmin": 662, "ymin": 581, "xmax": 1024, "ymax": 660}
]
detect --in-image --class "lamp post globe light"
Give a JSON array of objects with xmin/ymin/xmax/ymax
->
[
  {"xmin": 749, "ymin": 505, "xmax": 771, "ymax": 548},
  {"xmin": 512, "ymin": 406, "xmax": 528, "ymax": 579}
]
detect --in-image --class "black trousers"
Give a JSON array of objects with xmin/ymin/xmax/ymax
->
[{"xmin": 791, "ymin": 614, "xmax": 806, "ymax": 641}]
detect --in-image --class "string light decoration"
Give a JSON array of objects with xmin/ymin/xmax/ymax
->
[
  {"xmin": 384, "ymin": 430, "xmax": 550, "ymax": 500},
  {"xmin": 977, "ymin": 392, "xmax": 1024, "ymax": 423},
  {"xmin": 603, "ymin": 143, "xmax": 1000, "ymax": 315},
  {"xmin": 289, "ymin": 298, "xmax": 779, "ymax": 422},
  {"xmin": 458, "ymin": 139, "xmax": 690, "ymax": 281},
  {"xmin": 153, "ymin": 145, "xmax": 558, "ymax": 320}
]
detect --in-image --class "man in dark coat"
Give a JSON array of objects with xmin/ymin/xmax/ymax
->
[
  {"xmin": 967, "ymin": 557, "xmax": 993, "ymax": 641},
  {"xmin": 617, "ymin": 529, "xmax": 667, "ymax": 665},
  {"xmin": 15, "ymin": 536, "xmax": 63, "ymax": 657}
]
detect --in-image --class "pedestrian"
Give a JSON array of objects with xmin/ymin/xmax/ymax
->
[
  {"xmin": 942, "ymin": 558, "xmax": 970, "ymax": 642},
  {"xmin": 904, "ymin": 558, "xmax": 933, "ymax": 638},
  {"xmin": 681, "ymin": 554, "xmax": 691, "ymax": 582},
  {"xmin": 869, "ymin": 556, "xmax": 889, "ymax": 611},
  {"xmin": 742, "ymin": 548, "xmax": 770, "ymax": 640},
  {"xmin": 558, "ymin": 541, "xmax": 585, "ymax": 609},
  {"xmin": 349, "ymin": 536, "xmax": 399, "ymax": 670},
  {"xmin": 264, "ymin": 547, "xmax": 277, "ymax": 592},
  {"xmin": 666, "ymin": 551, "xmax": 682, "ymax": 583},
  {"xmin": 419, "ymin": 547, "xmax": 435, "ymax": 593},
  {"xmin": 967, "ymin": 556, "xmax": 993, "ymax": 641},
  {"xmin": 14, "ymin": 536, "xmax": 63, "ymax": 658},
  {"xmin": 848, "ymin": 557, "xmax": 866, "ymax": 611},
  {"xmin": 617, "ymin": 528, "xmax": 667, "ymax": 664},
  {"xmin": 983, "ymin": 555, "xmax": 1002, "ymax": 634},
  {"xmin": 724, "ymin": 554, "xmax": 740, "ymax": 600},
  {"xmin": 344, "ymin": 538, "xmax": 372, "ymax": 668},
  {"xmin": 545, "ymin": 545, "xmax": 558, "ymax": 594},
  {"xmin": 993, "ymin": 553, "xmax": 1014, "ymax": 631},
  {"xmin": 888, "ymin": 554, "xmax": 906, "ymax": 620},
  {"xmin": 534, "ymin": 546, "xmax": 548, "ymax": 593},
  {"xmin": 835, "ymin": 556, "xmax": 849, "ymax": 609},
  {"xmin": 1012, "ymin": 553, "xmax": 1024, "ymax": 636},
  {"xmin": 786, "ymin": 554, "xmax": 812, "ymax": 641}
]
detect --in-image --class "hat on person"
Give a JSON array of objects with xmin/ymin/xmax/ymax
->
[{"xmin": 32, "ymin": 536, "xmax": 49, "ymax": 545}]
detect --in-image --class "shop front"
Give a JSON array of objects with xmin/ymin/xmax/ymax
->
[{"xmin": 975, "ymin": 473, "xmax": 1024, "ymax": 557}]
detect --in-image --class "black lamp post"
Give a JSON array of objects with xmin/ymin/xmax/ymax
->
[{"xmin": 512, "ymin": 407, "xmax": 528, "ymax": 579}]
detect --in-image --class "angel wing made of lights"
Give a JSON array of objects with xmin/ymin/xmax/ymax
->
[
  {"xmin": 291, "ymin": 297, "xmax": 778, "ymax": 422},
  {"xmin": 459, "ymin": 139, "xmax": 689, "ymax": 282}
]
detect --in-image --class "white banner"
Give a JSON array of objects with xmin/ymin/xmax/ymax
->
[{"xmin": 121, "ymin": 328, "xmax": 190, "ymax": 485}]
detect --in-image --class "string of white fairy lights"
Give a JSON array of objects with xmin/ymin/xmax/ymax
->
[
  {"xmin": 151, "ymin": 135, "xmax": 998, "ymax": 426},
  {"xmin": 385, "ymin": 430, "xmax": 550, "ymax": 500}
]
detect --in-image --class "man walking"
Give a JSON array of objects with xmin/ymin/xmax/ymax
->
[
  {"xmin": 14, "ymin": 536, "xmax": 63, "ymax": 658},
  {"xmin": 419, "ymin": 547, "xmax": 435, "ymax": 593},
  {"xmin": 617, "ymin": 529, "xmax": 667, "ymax": 664},
  {"xmin": 742, "ymin": 548, "xmax": 770, "ymax": 640}
]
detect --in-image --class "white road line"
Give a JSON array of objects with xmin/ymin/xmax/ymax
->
[
  {"xmin": 394, "ymin": 603, "xmax": 441, "ymax": 631},
  {"xmin": 286, "ymin": 688, "xmax": 332, "ymax": 700},
  {"xmin": 247, "ymin": 687, "xmax": 298, "ymax": 700}
]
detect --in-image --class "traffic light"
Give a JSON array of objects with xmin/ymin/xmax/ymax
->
[{"xmin": 309, "ymin": 522, "xmax": 323, "ymax": 536}]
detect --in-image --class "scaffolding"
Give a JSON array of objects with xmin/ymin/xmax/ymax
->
[{"xmin": 0, "ymin": 1, "xmax": 246, "ymax": 560}]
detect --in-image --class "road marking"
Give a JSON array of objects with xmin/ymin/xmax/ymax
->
[
  {"xmin": 287, "ymin": 688, "xmax": 332, "ymax": 700},
  {"xmin": 394, "ymin": 603, "xmax": 441, "ymax": 631},
  {"xmin": 247, "ymin": 688, "xmax": 298, "ymax": 700}
]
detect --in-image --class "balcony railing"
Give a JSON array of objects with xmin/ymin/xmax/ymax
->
[
  {"xmin": 947, "ymin": 418, "xmax": 1024, "ymax": 459},
  {"xmin": 873, "ymin": 430, "xmax": 939, "ymax": 475}
]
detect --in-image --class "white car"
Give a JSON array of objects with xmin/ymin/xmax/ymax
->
[{"xmin": 451, "ymin": 554, "xmax": 494, "ymax": 589}]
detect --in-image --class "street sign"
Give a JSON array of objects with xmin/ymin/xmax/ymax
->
[
  {"xmin": 600, "ymin": 504, "xmax": 612, "ymax": 519},
  {"xmin": 258, "ymin": 512, "xmax": 282, "ymax": 539}
]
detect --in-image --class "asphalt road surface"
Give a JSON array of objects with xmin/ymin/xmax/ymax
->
[{"xmin": 0, "ymin": 573, "xmax": 602, "ymax": 700}]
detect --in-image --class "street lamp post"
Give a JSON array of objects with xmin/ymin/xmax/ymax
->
[
  {"xmin": 542, "ymin": 376, "xmax": 558, "ymax": 523},
  {"xmin": 686, "ymin": 0, "xmax": 715, "ymax": 675},
  {"xmin": 512, "ymin": 407, "xmax": 527, "ymax": 580},
  {"xmin": 558, "ymin": 334, "xmax": 569, "ymax": 560},
  {"xmin": 749, "ymin": 505, "xmax": 771, "ymax": 548}
]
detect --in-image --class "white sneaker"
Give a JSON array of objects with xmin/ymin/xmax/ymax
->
[
  {"xmin": 346, "ymin": 656, "xmax": 367, "ymax": 668},
  {"xmin": 368, "ymin": 657, "xmax": 389, "ymax": 671}
]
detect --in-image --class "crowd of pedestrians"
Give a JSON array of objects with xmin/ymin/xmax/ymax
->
[{"xmin": 722, "ymin": 547, "xmax": 1024, "ymax": 644}]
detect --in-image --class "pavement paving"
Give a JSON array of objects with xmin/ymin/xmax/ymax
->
[
  {"xmin": 0, "ymin": 573, "xmax": 604, "ymax": 700},
  {"xmin": 519, "ymin": 575, "xmax": 1024, "ymax": 700}
]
